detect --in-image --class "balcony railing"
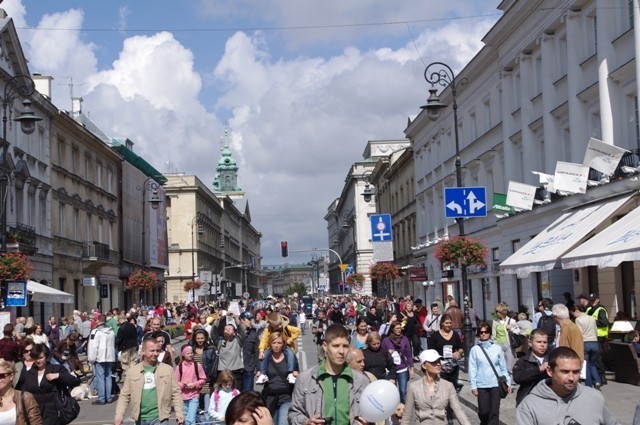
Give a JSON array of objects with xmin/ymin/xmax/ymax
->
[
  {"xmin": 7, "ymin": 222, "xmax": 37, "ymax": 255},
  {"xmin": 82, "ymin": 241, "xmax": 114, "ymax": 262}
]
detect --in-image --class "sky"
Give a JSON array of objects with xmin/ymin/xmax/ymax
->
[{"xmin": 1, "ymin": 0, "xmax": 502, "ymax": 265}]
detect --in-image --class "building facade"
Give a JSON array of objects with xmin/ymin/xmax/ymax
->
[{"xmin": 407, "ymin": 0, "xmax": 640, "ymax": 319}]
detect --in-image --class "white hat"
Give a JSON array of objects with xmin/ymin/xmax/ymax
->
[{"xmin": 419, "ymin": 349, "xmax": 443, "ymax": 364}]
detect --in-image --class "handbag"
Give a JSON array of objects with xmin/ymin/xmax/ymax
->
[
  {"xmin": 478, "ymin": 345, "xmax": 509, "ymax": 399},
  {"xmin": 52, "ymin": 386, "xmax": 81, "ymax": 424},
  {"xmin": 207, "ymin": 343, "xmax": 221, "ymax": 385},
  {"xmin": 508, "ymin": 330, "xmax": 524, "ymax": 349}
]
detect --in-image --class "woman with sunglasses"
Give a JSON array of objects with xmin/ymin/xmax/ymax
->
[
  {"xmin": 401, "ymin": 349, "xmax": 470, "ymax": 425},
  {"xmin": 468, "ymin": 322, "xmax": 511, "ymax": 425},
  {"xmin": 13, "ymin": 338, "xmax": 35, "ymax": 389},
  {"xmin": 16, "ymin": 344, "xmax": 79, "ymax": 425},
  {"xmin": 0, "ymin": 359, "xmax": 42, "ymax": 425}
]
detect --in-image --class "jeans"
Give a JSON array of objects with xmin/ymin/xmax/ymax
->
[
  {"xmin": 198, "ymin": 393, "xmax": 211, "ymax": 425},
  {"xmin": 183, "ymin": 397, "xmax": 199, "ymax": 425},
  {"xmin": 477, "ymin": 387, "xmax": 501, "ymax": 425},
  {"xmin": 396, "ymin": 370, "xmax": 409, "ymax": 404},
  {"xmin": 273, "ymin": 401, "xmax": 291, "ymax": 425},
  {"xmin": 584, "ymin": 341, "xmax": 602, "ymax": 386},
  {"xmin": 260, "ymin": 347, "xmax": 296, "ymax": 374},
  {"xmin": 94, "ymin": 362, "xmax": 113, "ymax": 402},
  {"xmin": 137, "ymin": 419, "xmax": 168, "ymax": 425},
  {"xmin": 243, "ymin": 370, "xmax": 255, "ymax": 392}
]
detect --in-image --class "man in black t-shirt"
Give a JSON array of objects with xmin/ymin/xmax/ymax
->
[
  {"xmin": 312, "ymin": 309, "xmax": 330, "ymax": 362},
  {"xmin": 143, "ymin": 317, "xmax": 173, "ymax": 364}
]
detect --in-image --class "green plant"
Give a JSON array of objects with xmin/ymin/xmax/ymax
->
[
  {"xmin": 369, "ymin": 262, "xmax": 400, "ymax": 281},
  {"xmin": 183, "ymin": 279, "xmax": 204, "ymax": 292},
  {"xmin": 284, "ymin": 282, "xmax": 307, "ymax": 297},
  {"xmin": 434, "ymin": 236, "xmax": 488, "ymax": 268},
  {"xmin": 164, "ymin": 324, "xmax": 185, "ymax": 338},
  {"xmin": 346, "ymin": 272, "xmax": 365, "ymax": 285},
  {"xmin": 127, "ymin": 270, "xmax": 158, "ymax": 290},
  {"xmin": 0, "ymin": 252, "xmax": 32, "ymax": 281}
]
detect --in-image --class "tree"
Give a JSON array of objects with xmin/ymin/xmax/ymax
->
[{"xmin": 284, "ymin": 282, "xmax": 307, "ymax": 297}]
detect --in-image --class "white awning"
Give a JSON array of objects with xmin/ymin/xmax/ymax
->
[
  {"xmin": 500, "ymin": 194, "xmax": 633, "ymax": 278},
  {"xmin": 561, "ymin": 203, "xmax": 640, "ymax": 269},
  {"xmin": 27, "ymin": 280, "xmax": 74, "ymax": 304}
]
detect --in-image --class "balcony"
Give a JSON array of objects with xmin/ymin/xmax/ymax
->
[
  {"xmin": 7, "ymin": 222, "xmax": 38, "ymax": 255},
  {"xmin": 82, "ymin": 241, "xmax": 113, "ymax": 261}
]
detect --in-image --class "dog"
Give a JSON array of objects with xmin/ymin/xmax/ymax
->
[
  {"xmin": 390, "ymin": 403, "xmax": 405, "ymax": 425},
  {"xmin": 70, "ymin": 383, "xmax": 91, "ymax": 400}
]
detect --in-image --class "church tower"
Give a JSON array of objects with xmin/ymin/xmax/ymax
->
[{"xmin": 213, "ymin": 128, "xmax": 244, "ymax": 199}]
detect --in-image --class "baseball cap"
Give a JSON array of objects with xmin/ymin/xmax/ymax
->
[
  {"xmin": 240, "ymin": 312, "xmax": 254, "ymax": 320},
  {"xmin": 419, "ymin": 349, "xmax": 443, "ymax": 364},
  {"xmin": 589, "ymin": 293, "xmax": 600, "ymax": 301},
  {"xmin": 415, "ymin": 299, "xmax": 423, "ymax": 304},
  {"xmin": 577, "ymin": 293, "xmax": 589, "ymax": 300}
]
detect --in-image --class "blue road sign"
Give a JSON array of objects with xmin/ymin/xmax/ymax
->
[
  {"xmin": 370, "ymin": 214, "xmax": 393, "ymax": 242},
  {"xmin": 444, "ymin": 187, "xmax": 487, "ymax": 218}
]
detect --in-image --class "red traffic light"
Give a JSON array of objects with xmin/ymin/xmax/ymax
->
[{"xmin": 281, "ymin": 241, "xmax": 288, "ymax": 257}]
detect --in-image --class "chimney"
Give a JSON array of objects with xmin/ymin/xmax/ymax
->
[
  {"xmin": 32, "ymin": 73, "xmax": 53, "ymax": 99},
  {"xmin": 72, "ymin": 97, "xmax": 83, "ymax": 117}
]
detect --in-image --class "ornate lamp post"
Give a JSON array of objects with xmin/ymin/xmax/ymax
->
[
  {"xmin": 420, "ymin": 61, "xmax": 474, "ymax": 369},
  {"xmin": 137, "ymin": 177, "xmax": 162, "ymax": 304},
  {"xmin": 191, "ymin": 216, "xmax": 203, "ymax": 302},
  {"xmin": 1, "ymin": 74, "xmax": 42, "ymax": 254}
]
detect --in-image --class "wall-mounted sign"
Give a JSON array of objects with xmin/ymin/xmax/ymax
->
[{"xmin": 4, "ymin": 280, "xmax": 27, "ymax": 307}]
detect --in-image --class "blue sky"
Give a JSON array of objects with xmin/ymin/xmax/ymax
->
[{"xmin": 2, "ymin": 0, "xmax": 502, "ymax": 265}]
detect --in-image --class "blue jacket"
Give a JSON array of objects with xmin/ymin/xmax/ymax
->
[{"xmin": 468, "ymin": 340, "xmax": 510, "ymax": 390}]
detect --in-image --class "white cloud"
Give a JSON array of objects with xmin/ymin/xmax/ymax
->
[{"xmin": 5, "ymin": 0, "xmax": 500, "ymax": 263}]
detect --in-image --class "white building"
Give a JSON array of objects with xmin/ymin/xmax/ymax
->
[{"xmin": 407, "ymin": 0, "xmax": 640, "ymax": 319}]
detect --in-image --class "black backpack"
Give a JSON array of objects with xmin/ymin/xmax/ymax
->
[{"xmin": 537, "ymin": 314, "xmax": 556, "ymax": 341}]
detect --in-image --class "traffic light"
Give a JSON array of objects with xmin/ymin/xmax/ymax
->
[{"xmin": 281, "ymin": 241, "xmax": 288, "ymax": 257}]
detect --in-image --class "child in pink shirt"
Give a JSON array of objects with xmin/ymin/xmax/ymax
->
[{"xmin": 175, "ymin": 345, "xmax": 206, "ymax": 425}]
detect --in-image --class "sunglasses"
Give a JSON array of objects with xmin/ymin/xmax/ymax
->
[
  {"xmin": 0, "ymin": 372, "xmax": 13, "ymax": 379},
  {"xmin": 479, "ymin": 330, "xmax": 490, "ymax": 334},
  {"xmin": 426, "ymin": 359, "xmax": 442, "ymax": 366}
]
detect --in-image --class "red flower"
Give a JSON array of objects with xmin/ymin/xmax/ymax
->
[
  {"xmin": 0, "ymin": 252, "xmax": 32, "ymax": 281},
  {"xmin": 183, "ymin": 279, "xmax": 204, "ymax": 292},
  {"xmin": 434, "ymin": 236, "xmax": 487, "ymax": 268},
  {"xmin": 369, "ymin": 262, "xmax": 400, "ymax": 282},
  {"xmin": 127, "ymin": 270, "xmax": 158, "ymax": 290}
]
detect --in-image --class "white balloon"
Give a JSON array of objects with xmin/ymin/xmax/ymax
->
[{"xmin": 359, "ymin": 380, "xmax": 400, "ymax": 422}]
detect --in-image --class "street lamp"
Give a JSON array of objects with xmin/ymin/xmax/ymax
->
[
  {"xmin": 1, "ymin": 74, "xmax": 42, "ymax": 254},
  {"xmin": 191, "ymin": 216, "xmax": 203, "ymax": 302},
  {"xmin": 360, "ymin": 170, "xmax": 375, "ymax": 203},
  {"xmin": 138, "ymin": 177, "xmax": 162, "ymax": 305},
  {"xmin": 420, "ymin": 61, "xmax": 474, "ymax": 369}
]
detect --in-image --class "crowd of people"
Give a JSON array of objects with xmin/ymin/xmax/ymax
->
[{"xmin": 0, "ymin": 290, "xmax": 635, "ymax": 425}]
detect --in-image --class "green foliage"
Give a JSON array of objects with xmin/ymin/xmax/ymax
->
[{"xmin": 284, "ymin": 282, "xmax": 307, "ymax": 297}]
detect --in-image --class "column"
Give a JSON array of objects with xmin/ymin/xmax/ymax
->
[
  {"xmin": 597, "ymin": 0, "xmax": 615, "ymax": 144},
  {"xmin": 541, "ymin": 32, "xmax": 561, "ymax": 171},
  {"xmin": 566, "ymin": 9, "xmax": 588, "ymax": 161},
  {"xmin": 500, "ymin": 70, "xmax": 516, "ymax": 186},
  {"xmin": 519, "ymin": 53, "xmax": 537, "ymax": 185}
]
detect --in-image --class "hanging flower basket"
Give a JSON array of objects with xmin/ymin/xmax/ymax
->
[
  {"xmin": 346, "ymin": 272, "xmax": 365, "ymax": 285},
  {"xmin": 434, "ymin": 236, "xmax": 488, "ymax": 268},
  {"xmin": 183, "ymin": 279, "xmax": 204, "ymax": 292},
  {"xmin": 369, "ymin": 262, "xmax": 400, "ymax": 282},
  {"xmin": 0, "ymin": 252, "xmax": 32, "ymax": 281},
  {"xmin": 127, "ymin": 270, "xmax": 158, "ymax": 290}
]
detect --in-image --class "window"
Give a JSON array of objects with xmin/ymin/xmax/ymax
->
[
  {"xmin": 96, "ymin": 163, "xmax": 103, "ymax": 188},
  {"xmin": 107, "ymin": 168, "xmax": 113, "ymax": 193},
  {"xmin": 71, "ymin": 148, "xmax": 78, "ymax": 174},
  {"xmin": 73, "ymin": 208, "xmax": 79, "ymax": 240},
  {"xmin": 534, "ymin": 55, "xmax": 542, "ymax": 95},
  {"xmin": 512, "ymin": 239, "xmax": 521, "ymax": 253},
  {"xmin": 86, "ymin": 213, "xmax": 92, "ymax": 241},
  {"xmin": 98, "ymin": 218, "xmax": 104, "ymax": 243},
  {"xmin": 57, "ymin": 137, "xmax": 65, "ymax": 165},
  {"xmin": 28, "ymin": 190, "xmax": 35, "ymax": 227},
  {"xmin": 558, "ymin": 36, "xmax": 567, "ymax": 78},
  {"xmin": 84, "ymin": 155, "xmax": 90, "ymax": 180},
  {"xmin": 38, "ymin": 128, "xmax": 45, "ymax": 159},
  {"xmin": 469, "ymin": 112, "xmax": 477, "ymax": 141},
  {"xmin": 492, "ymin": 247, "xmax": 500, "ymax": 262},
  {"xmin": 58, "ymin": 203, "xmax": 65, "ymax": 236},
  {"xmin": 483, "ymin": 99, "xmax": 491, "ymax": 130}
]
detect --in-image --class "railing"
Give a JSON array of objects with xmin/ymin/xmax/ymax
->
[
  {"xmin": 82, "ymin": 241, "xmax": 115, "ymax": 262},
  {"xmin": 7, "ymin": 222, "xmax": 37, "ymax": 254}
]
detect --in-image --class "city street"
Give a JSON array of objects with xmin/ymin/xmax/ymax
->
[{"xmin": 72, "ymin": 330, "xmax": 640, "ymax": 425}]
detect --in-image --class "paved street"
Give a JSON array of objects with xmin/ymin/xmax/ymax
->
[{"xmin": 72, "ymin": 330, "xmax": 640, "ymax": 424}]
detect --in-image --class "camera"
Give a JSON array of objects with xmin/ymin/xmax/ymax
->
[{"xmin": 321, "ymin": 418, "xmax": 333, "ymax": 424}]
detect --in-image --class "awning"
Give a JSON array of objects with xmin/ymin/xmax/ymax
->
[
  {"xmin": 500, "ymin": 194, "xmax": 633, "ymax": 278},
  {"xmin": 27, "ymin": 280, "xmax": 74, "ymax": 304},
  {"xmin": 561, "ymin": 203, "xmax": 640, "ymax": 269}
]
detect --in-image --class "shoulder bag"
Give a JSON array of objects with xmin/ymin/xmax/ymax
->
[
  {"xmin": 478, "ymin": 345, "xmax": 509, "ymax": 399},
  {"xmin": 52, "ymin": 385, "xmax": 81, "ymax": 424},
  {"xmin": 507, "ymin": 319, "xmax": 525, "ymax": 349}
]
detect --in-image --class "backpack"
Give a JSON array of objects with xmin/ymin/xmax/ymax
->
[{"xmin": 537, "ymin": 313, "xmax": 556, "ymax": 341}]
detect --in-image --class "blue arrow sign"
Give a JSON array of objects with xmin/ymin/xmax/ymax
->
[
  {"xmin": 444, "ymin": 187, "xmax": 487, "ymax": 218},
  {"xmin": 370, "ymin": 214, "xmax": 393, "ymax": 242}
]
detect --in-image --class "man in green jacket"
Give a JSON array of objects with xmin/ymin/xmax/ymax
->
[
  {"xmin": 289, "ymin": 324, "xmax": 368, "ymax": 425},
  {"xmin": 114, "ymin": 337, "xmax": 184, "ymax": 425}
]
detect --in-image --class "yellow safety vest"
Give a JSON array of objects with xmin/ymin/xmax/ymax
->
[{"xmin": 590, "ymin": 306, "xmax": 609, "ymax": 338}]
